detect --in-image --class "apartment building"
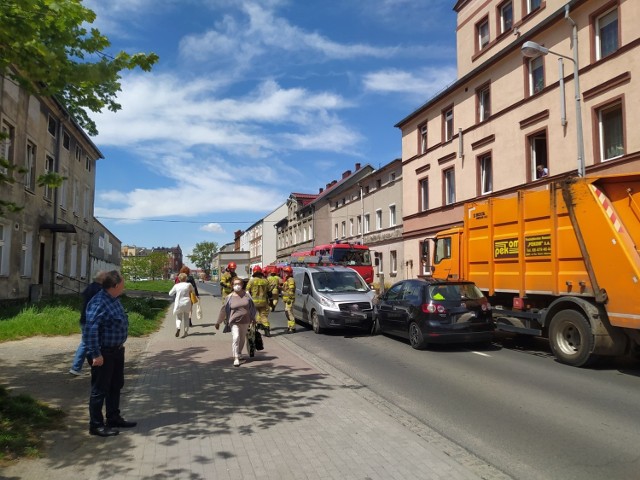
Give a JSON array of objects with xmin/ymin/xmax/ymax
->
[
  {"xmin": 397, "ymin": 0, "xmax": 639, "ymax": 275},
  {"xmin": 242, "ymin": 201, "xmax": 287, "ymax": 269},
  {"xmin": 1, "ymin": 74, "xmax": 105, "ymax": 300},
  {"xmin": 275, "ymin": 193, "xmax": 318, "ymax": 261}
]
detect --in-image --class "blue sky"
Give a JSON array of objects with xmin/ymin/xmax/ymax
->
[{"xmin": 85, "ymin": 0, "xmax": 458, "ymax": 265}]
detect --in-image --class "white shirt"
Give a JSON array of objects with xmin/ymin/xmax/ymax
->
[{"xmin": 169, "ymin": 282, "xmax": 193, "ymax": 314}]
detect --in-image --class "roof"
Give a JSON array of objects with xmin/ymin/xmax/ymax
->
[{"xmin": 290, "ymin": 192, "xmax": 318, "ymax": 206}]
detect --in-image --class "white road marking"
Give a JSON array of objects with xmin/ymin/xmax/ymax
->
[{"xmin": 471, "ymin": 351, "xmax": 491, "ymax": 357}]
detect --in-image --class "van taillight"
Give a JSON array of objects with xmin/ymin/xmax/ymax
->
[{"xmin": 422, "ymin": 303, "xmax": 447, "ymax": 314}]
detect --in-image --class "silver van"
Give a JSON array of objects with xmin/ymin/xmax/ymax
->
[{"xmin": 292, "ymin": 266, "xmax": 375, "ymax": 334}]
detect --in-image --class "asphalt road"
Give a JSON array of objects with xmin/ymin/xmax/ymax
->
[{"xmin": 200, "ymin": 282, "xmax": 640, "ymax": 480}]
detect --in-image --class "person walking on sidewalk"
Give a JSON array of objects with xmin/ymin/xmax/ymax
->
[
  {"xmin": 175, "ymin": 265, "xmax": 199, "ymax": 327},
  {"xmin": 266, "ymin": 267, "xmax": 281, "ymax": 312},
  {"xmin": 220, "ymin": 262, "xmax": 238, "ymax": 297},
  {"xmin": 84, "ymin": 270, "xmax": 137, "ymax": 437},
  {"xmin": 281, "ymin": 266, "xmax": 296, "ymax": 333},
  {"xmin": 69, "ymin": 270, "xmax": 107, "ymax": 376},
  {"xmin": 215, "ymin": 277, "xmax": 257, "ymax": 366},
  {"xmin": 169, "ymin": 273, "xmax": 194, "ymax": 338},
  {"xmin": 246, "ymin": 265, "xmax": 271, "ymax": 336}
]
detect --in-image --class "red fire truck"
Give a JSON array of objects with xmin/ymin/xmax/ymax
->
[{"xmin": 290, "ymin": 242, "xmax": 374, "ymax": 284}]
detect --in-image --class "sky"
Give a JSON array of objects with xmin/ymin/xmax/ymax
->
[{"xmin": 84, "ymin": 0, "xmax": 458, "ymax": 266}]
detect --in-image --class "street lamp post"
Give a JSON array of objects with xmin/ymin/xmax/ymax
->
[{"xmin": 521, "ymin": 8, "xmax": 585, "ymax": 177}]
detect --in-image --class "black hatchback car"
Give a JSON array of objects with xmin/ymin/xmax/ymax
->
[{"xmin": 373, "ymin": 279, "xmax": 494, "ymax": 349}]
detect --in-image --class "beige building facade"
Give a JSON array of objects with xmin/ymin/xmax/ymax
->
[
  {"xmin": 397, "ymin": 0, "xmax": 639, "ymax": 275},
  {"xmin": 1, "ymin": 74, "xmax": 105, "ymax": 300}
]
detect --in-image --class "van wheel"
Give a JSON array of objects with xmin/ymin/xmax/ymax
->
[
  {"xmin": 311, "ymin": 311, "xmax": 324, "ymax": 334},
  {"xmin": 548, "ymin": 310, "xmax": 596, "ymax": 367},
  {"xmin": 408, "ymin": 321, "xmax": 426, "ymax": 350}
]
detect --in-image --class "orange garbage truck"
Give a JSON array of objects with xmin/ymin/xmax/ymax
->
[{"xmin": 427, "ymin": 174, "xmax": 640, "ymax": 367}]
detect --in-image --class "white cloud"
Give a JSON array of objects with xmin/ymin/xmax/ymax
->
[
  {"xmin": 201, "ymin": 223, "xmax": 225, "ymax": 233},
  {"xmin": 362, "ymin": 67, "xmax": 457, "ymax": 99}
]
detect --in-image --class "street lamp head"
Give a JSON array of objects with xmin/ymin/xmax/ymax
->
[{"xmin": 521, "ymin": 41, "xmax": 549, "ymax": 57}]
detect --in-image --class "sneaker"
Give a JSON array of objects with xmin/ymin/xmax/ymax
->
[
  {"xmin": 69, "ymin": 368, "xmax": 81, "ymax": 376},
  {"xmin": 233, "ymin": 358, "xmax": 240, "ymax": 367},
  {"xmin": 175, "ymin": 329, "xmax": 180, "ymax": 337}
]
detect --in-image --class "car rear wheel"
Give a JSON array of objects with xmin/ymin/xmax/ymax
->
[
  {"xmin": 408, "ymin": 321, "xmax": 426, "ymax": 350},
  {"xmin": 548, "ymin": 310, "xmax": 596, "ymax": 367},
  {"xmin": 311, "ymin": 310, "xmax": 324, "ymax": 334}
]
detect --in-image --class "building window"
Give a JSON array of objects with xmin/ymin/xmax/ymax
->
[
  {"xmin": 72, "ymin": 179, "xmax": 80, "ymax": 214},
  {"xmin": 420, "ymin": 177, "xmax": 429, "ymax": 212},
  {"xmin": 527, "ymin": 0, "xmax": 541, "ymax": 15},
  {"xmin": 57, "ymin": 238, "xmax": 66, "ymax": 276},
  {"xmin": 499, "ymin": 1, "xmax": 513, "ymax": 34},
  {"xmin": 357, "ymin": 215, "xmax": 362, "ymax": 234},
  {"xmin": 477, "ymin": 17, "xmax": 489, "ymax": 51},
  {"xmin": 44, "ymin": 155, "xmax": 54, "ymax": 200},
  {"xmin": 59, "ymin": 167, "xmax": 68, "ymax": 210},
  {"xmin": 83, "ymin": 186, "xmax": 91, "ymax": 218},
  {"xmin": 477, "ymin": 84, "xmax": 491, "ymax": 122},
  {"xmin": 443, "ymin": 106, "xmax": 454, "ymax": 142},
  {"xmin": 375, "ymin": 209, "xmax": 382, "ymax": 230},
  {"xmin": 390, "ymin": 172, "xmax": 396, "ymax": 182},
  {"xmin": 81, "ymin": 245, "xmax": 88, "ymax": 279},
  {"xmin": 479, "ymin": 154, "xmax": 493, "ymax": 195},
  {"xmin": 85, "ymin": 155, "xmax": 92, "ymax": 172},
  {"xmin": 390, "ymin": 251, "xmax": 397, "ymax": 274},
  {"xmin": 341, "ymin": 221, "xmax": 346, "ymax": 238},
  {"xmin": 75, "ymin": 145, "xmax": 82, "ymax": 162},
  {"xmin": 0, "ymin": 222, "xmax": 10, "ymax": 276},
  {"xmin": 595, "ymin": 8, "xmax": 618, "ymax": 60},
  {"xmin": 349, "ymin": 218, "xmax": 354, "ymax": 236},
  {"xmin": 597, "ymin": 102, "xmax": 624, "ymax": 161},
  {"xmin": 420, "ymin": 124, "xmax": 428, "ymax": 154},
  {"xmin": 376, "ymin": 179, "xmax": 382, "ymax": 189},
  {"xmin": 364, "ymin": 214, "xmax": 370, "ymax": 233},
  {"xmin": 377, "ymin": 253, "xmax": 384, "ymax": 273},
  {"xmin": 529, "ymin": 131, "xmax": 548, "ymax": 181},
  {"xmin": 62, "ymin": 132, "xmax": 70, "ymax": 150},
  {"xmin": 70, "ymin": 243, "xmax": 77, "ymax": 278},
  {"xmin": 444, "ymin": 168, "xmax": 456, "ymax": 205},
  {"xmin": 98, "ymin": 235, "xmax": 105, "ymax": 250},
  {"xmin": 1, "ymin": 120, "xmax": 15, "ymax": 176},
  {"xmin": 25, "ymin": 141, "xmax": 37, "ymax": 191},
  {"xmin": 334, "ymin": 223, "xmax": 339, "ymax": 240},
  {"xmin": 389, "ymin": 205, "xmax": 397, "ymax": 226},
  {"xmin": 47, "ymin": 115, "xmax": 57, "ymax": 137},
  {"xmin": 529, "ymin": 56, "xmax": 544, "ymax": 95}
]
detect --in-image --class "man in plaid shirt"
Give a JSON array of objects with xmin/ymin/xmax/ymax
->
[{"xmin": 84, "ymin": 270, "xmax": 137, "ymax": 437}]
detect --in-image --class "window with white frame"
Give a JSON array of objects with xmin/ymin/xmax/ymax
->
[
  {"xmin": 80, "ymin": 244, "xmax": 88, "ymax": 279},
  {"xmin": 390, "ymin": 250, "xmax": 397, "ymax": 273},
  {"xmin": 59, "ymin": 167, "xmax": 68, "ymax": 209},
  {"xmin": 529, "ymin": 56, "xmax": 544, "ymax": 95},
  {"xmin": 477, "ymin": 17, "xmax": 489, "ymax": 50},
  {"xmin": 364, "ymin": 214, "xmax": 370, "ymax": 233},
  {"xmin": 527, "ymin": 0, "xmax": 541, "ymax": 14},
  {"xmin": 480, "ymin": 154, "xmax": 493, "ymax": 195},
  {"xmin": 349, "ymin": 218, "xmax": 354, "ymax": 236},
  {"xmin": 341, "ymin": 221, "xmax": 346, "ymax": 238},
  {"xmin": 420, "ymin": 124, "xmax": 428, "ymax": 154},
  {"xmin": 0, "ymin": 222, "xmax": 10, "ymax": 276},
  {"xmin": 389, "ymin": 205, "xmax": 396, "ymax": 226},
  {"xmin": 309, "ymin": 224, "xmax": 313, "ymax": 240},
  {"xmin": 444, "ymin": 168, "xmax": 456, "ymax": 205},
  {"xmin": 529, "ymin": 131, "xmax": 548, "ymax": 180},
  {"xmin": 44, "ymin": 155, "xmax": 54, "ymax": 200},
  {"xmin": 25, "ymin": 141, "xmax": 37, "ymax": 190},
  {"xmin": 334, "ymin": 223, "xmax": 339, "ymax": 240},
  {"xmin": 1, "ymin": 120, "xmax": 15, "ymax": 176},
  {"xmin": 375, "ymin": 209, "xmax": 382, "ymax": 230},
  {"xmin": 477, "ymin": 84, "xmax": 491, "ymax": 122},
  {"xmin": 443, "ymin": 107, "xmax": 454, "ymax": 142},
  {"xmin": 595, "ymin": 8, "xmax": 618, "ymax": 60},
  {"xmin": 83, "ymin": 186, "xmax": 91, "ymax": 218},
  {"xmin": 499, "ymin": 1, "xmax": 513, "ymax": 33},
  {"xmin": 598, "ymin": 102, "xmax": 624, "ymax": 161},
  {"xmin": 420, "ymin": 177, "xmax": 429, "ymax": 212},
  {"xmin": 98, "ymin": 235, "xmax": 105, "ymax": 250},
  {"xmin": 70, "ymin": 242, "xmax": 77, "ymax": 278},
  {"xmin": 57, "ymin": 238, "xmax": 66, "ymax": 276},
  {"xmin": 357, "ymin": 215, "xmax": 362, "ymax": 234}
]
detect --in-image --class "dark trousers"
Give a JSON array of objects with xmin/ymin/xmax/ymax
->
[{"xmin": 88, "ymin": 346, "xmax": 125, "ymax": 428}]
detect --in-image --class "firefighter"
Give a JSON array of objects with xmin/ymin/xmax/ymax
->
[
  {"xmin": 220, "ymin": 262, "xmax": 237, "ymax": 297},
  {"xmin": 281, "ymin": 266, "xmax": 296, "ymax": 333},
  {"xmin": 246, "ymin": 265, "xmax": 271, "ymax": 336},
  {"xmin": 266, "ymin": 267, "xmax": 281, "ymax": 312}
]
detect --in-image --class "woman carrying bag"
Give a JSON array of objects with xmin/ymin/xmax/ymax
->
[{"xmin": 215, "ymin": 277, "xmax": 257, "ymax": 367}]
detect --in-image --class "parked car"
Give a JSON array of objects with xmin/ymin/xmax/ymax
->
[
  {"xmin": 292, "ymin": 266, "xmax": 375, "ymax": 334},
  {"xmin": 373, "ymin": 278, "xmax": 494, "ymax": 349}
]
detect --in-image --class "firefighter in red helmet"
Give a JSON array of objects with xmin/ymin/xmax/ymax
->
[
  {"xmin": 246, "ymin": 265, "xmax": 271, "ymax": 336},
  {"xmin": 220, "ymin": 262, "xmax": 237, "ymax": 297},
  {"xmin": 281, "ymin": 266, "xmax": 296, "ymax": 333},
  {"xmin": 266, "ymin": 266, "xmax": 281, "ymax": 312}
]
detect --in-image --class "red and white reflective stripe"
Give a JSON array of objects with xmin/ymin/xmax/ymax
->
[{"xmin": 592, "ymin": 186, "xmax": 624, "ymax": 233}]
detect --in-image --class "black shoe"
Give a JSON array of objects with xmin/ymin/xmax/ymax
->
[
  {"xmin": 264, "ymin": 327, "xmax": 271, "ymax": 337},
  {"xmin": 107, "ymin": 417, "xmax": 137, "ymax": 428},
  {"xmin": 90, "ymin": 426, "xmax": 119, "ymax": 437},
  {"xmin": 175, "ymin": 329, "xmax": 180, "ymax": 337}
]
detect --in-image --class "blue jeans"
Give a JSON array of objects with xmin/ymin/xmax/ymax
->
[{"xmin": 71, "ymin": 341, "xmax": 87, "ymax": 372}]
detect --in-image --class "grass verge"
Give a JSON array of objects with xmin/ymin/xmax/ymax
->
[{"xmin": 0, "ymin": 385, "xmax": 65, "ymax": 464}]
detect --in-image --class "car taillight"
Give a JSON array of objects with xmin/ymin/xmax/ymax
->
[
  {"xmin": 422, "ymin": 303, "xmax": 447, "ymax": 314},
  {"xmin": 481, "ymin": 302, "xmax": 492, "ymax": 311}
]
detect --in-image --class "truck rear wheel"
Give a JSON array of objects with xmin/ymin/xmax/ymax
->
[{"xmin": 548, "ymin": 310, "xmax": 595, "ymax": 367}]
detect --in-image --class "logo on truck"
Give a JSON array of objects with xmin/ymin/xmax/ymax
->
[{"xmin": 494, "ymin": 238, "xmax": 519, "ymax": 259}]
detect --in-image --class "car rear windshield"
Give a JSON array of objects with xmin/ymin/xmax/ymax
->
[
  {"xmin": 312, "ymin": 271, "xmax": 369, "ymax": 293},
  {"xmin": 428, "ymin": 283, "xmax": 484, "ymax": 301}
]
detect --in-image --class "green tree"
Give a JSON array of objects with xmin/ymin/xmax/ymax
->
[
  {"xmin": 0, "ymin": 0, "xmax": 158, "ymax": 214},
  {"xmin": 121, "ymin": 256, "xmax": 149, "ymax": 281},
  {"xmin": 187, "ymin": 241, "xmax": 219, "ymax": 277},
  {"xmin": 148, "ymin": 252, "xmax": 168, "ymax": 280}
]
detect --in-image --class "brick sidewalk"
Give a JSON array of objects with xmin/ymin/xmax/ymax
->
[{"xmin": 0, "ymin": 290, "xmax": 510, "ymax": 480}]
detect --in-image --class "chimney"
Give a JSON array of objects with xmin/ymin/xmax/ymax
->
[
  {"xmin": 319, "ymin": 187, "xmax": 324, "ymax": 194},
  {"xmin": 355, "ymin": 162, "xmax": 361, "ymax": 171},
  {"xmin": 331, "ymin": 180, "xmax": 337, "ymax": 186},
  {"xmin": 342, "ymin": 170, "xmax": 351, "ymax": 179},
  {"xmin": 326, "ymin": 183, "xmax": 331, "ymax": 189}
]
